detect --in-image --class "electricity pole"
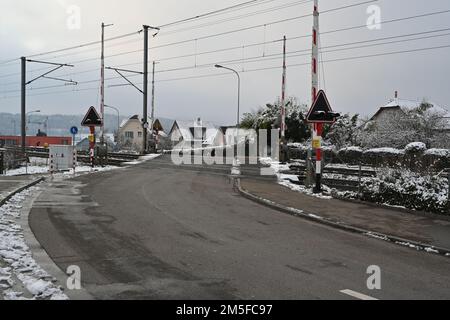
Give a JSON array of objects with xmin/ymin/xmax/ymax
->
[
  {"xmin": 280, "ymin": 35, "xmax": 287, "ymax": 161},
  {"xmin": 20, "ymin": 58, "xmax": 76, "ymax": 154},
  {"xmin": 105, "ymin": 26, "xmax": 158, "ymax": 155},
  {"xmin": 281, "ymin": 36, "xmax": 287, "ymax": 141},
  {"xmin": 150, "ymin": 61, "xmax": 156, "ymax": 144},
  {"xmin": 100, "ymin": 22, "xmax": 113, "ymax": 145},
  {"xmin": 21, "ymin": 57, "xmax": 26, "ymax": 154},
  {"xmin": 143, "ymin": 25, "xmax": 149, "ymax": 154}
]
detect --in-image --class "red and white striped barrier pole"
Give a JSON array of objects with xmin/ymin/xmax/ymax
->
[
  {"xmin": 50, "ymin": 153, "xmax": 54, "ymax": 178},
  {"xmin": 314, "ymin": 122, "xmax": 323, "ymax": 192},
  {"xmin": 73, "ymin": 148, "xmax": 77, "ymax": 175},
  {"xmin": 312, "ymin": 0, "xmax": 323, "ymax": 193},
  {"xmin": 312, "ymin": 0, "xmax": 319, "ymax": 103},
  {"xmin": 89, "ymin": 126, "xmax": 95, "ymax": 168}
]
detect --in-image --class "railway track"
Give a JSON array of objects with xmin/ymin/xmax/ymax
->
[
  {"xmin": 284, "ymin": 163, "xmax": 376, "ymax": 178},
  {"xmin": 4, "ymin": 146, "xmax": 141, "ymax": 166}
]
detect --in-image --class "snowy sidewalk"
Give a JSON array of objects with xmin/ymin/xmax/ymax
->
[
  {"xmin": 240, "ymin": 178, "xmax": 450, "ymax": 254},
  {"xmin": 0, "ymin": 176, "xmax": 43, "ymax": 206},
  {"xmin": 0, "ymin": 186, "xmax": 68, "ymax": 300}
]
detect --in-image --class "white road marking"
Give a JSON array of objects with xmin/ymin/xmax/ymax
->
[{"xmin": 340, "ymin": 289, "xmax": 378, "ymax": 300}]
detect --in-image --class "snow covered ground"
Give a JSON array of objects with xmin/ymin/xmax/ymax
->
[
  {"xmin": 5, "ymin": 163, "xmax": 118, "ymax": 177},
  {"xmin": 3, "ymin": 154, "xmax": 161, "ymax": 177},
  {"xmin": 0, "ymin": 187, "xmax": 67, "ymax": 300},
  {"xmin": 260, "ymin": 157, "xmax": 332, "ymax": 200},
  {"xmin": 122, "ymin": 153, "xmax": 161, "ymax": 165}
]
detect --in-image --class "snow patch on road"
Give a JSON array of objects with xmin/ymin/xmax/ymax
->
[
  {"xmin": 0, "ymin": 187, "xmax": 68, "ymax": 300},
  {"xmin": 365, "ymin": 232, "xmax": 390, "ymax": 241},
  {"xmin": 365, "ymin": 232, "xmax": 444, "ymax": 255},
  {"xmin": 123, "ymin": 153, "xmax": 161, "ymax": 165}
]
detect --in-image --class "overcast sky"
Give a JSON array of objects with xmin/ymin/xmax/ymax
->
[{"xmin": 1, "ymin": 0, "xmax": 449, "ymax": 125}]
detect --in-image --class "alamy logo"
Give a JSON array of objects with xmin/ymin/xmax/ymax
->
[
  {"xmin": 66, "ymin": 265, "xmax": 81, "ymax": 290},
  {"xmin": 367, "ymin": 5, "xmax": 381, "ymax": 30},
  {"xmin": 66, "ymin": 5, "xmax": 81, "ymax": 30},
  {"xmin": 366, "ymin": 265, "xmax": 381, "ymax": 290},
  {"xmin": 170, "ymin": 128, "xmax": 280, "ymax": 176}
]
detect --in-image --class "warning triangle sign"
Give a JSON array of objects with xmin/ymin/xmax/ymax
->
[
  {"xmin": 81, "ymin": 106, "xmax": 102, "ymax": 127},
  {"xmin": 306, "ymin": 90, "xmax": 336, "ymax": 123}
]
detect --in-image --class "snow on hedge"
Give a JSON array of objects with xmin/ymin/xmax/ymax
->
[
  {"xmin": 405, "ymin": 142, "xmax": 427, "ymax": 153},
  {"xmin": 339, "ymin": 146, "xmax": 363, "ymax": 153},
  {"xmin": 359, "ymin": 169, "xmax": 449, "ymax": 215},
  {"xmin": 364, "ymin": 148, "xmax": 405, "ymax": 155},
  {"xmin": 425, "ymin": 149, "xmax": 450, "ymax": 157},
  {"xmin": 287, "ymin": 143, "xmax": 306, "ymax": 149}
]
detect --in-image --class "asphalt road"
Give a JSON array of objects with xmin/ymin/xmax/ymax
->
[{"xmin": 29, "ymin": 155, "xmax": 450, "ymax": 299}]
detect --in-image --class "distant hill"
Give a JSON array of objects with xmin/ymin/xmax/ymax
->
[
  {"xmin": 0, "ymin": 113, "xmax": 128, "ymax": 136},
  {"xmin": 0, "ymin": 113, "xmax": 220, "ymax": 137}
]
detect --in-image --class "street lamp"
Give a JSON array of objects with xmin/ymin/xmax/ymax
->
[
  {"xmin": 215, "ymin": 64, "xmax": 241, "ymax": 129},
  {"xmin": 27, "ymin": 110, "xmax": 41, "ymax": 116},
  {"xmin": 215, "ymin": 64, "xmax": 241, "ymax": 172},
  {"xmin": 104, "ymin": 104, "xmax": 120, "ymax": 142}
]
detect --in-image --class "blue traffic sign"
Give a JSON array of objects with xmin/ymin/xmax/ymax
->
[{"xmin": 70, "ymin": 126, "xmax": 79, "ymax": 135}]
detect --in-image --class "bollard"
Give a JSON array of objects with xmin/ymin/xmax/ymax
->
[
  {"xmin": 305, "ymin": 148, "xmax": 314, "ymax": 188},
  {"xmin": 448, "ymin": 171, "xmax": 450, "ymax": 212},
  {"xmin": 358, "ymin": 163, "xmax": 362, "ymax": 199},
  {"xmin": 0, "ymin": 150, "xmax": 4, "ymax": 175}
]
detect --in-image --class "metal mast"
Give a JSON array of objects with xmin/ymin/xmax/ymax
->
[
  {"xmin": 281, "ymin": 35, "xmax": 287, "ymax": 143},
  {"xmin": 100, "ymin": 22, "xmax": 113, "ymax": 144},
  {"xmin": 143, "ymin": 25, "xmax": 149, "ymax": 154}
]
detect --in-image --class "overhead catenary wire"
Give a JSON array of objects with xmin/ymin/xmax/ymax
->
[
  {"xmin": 0, "ymin": 0, "xmax": 378, "ymax": 69},
  {"xmin": 2, "ymin": 27, "xmax": 450, "ymax": 92},
  {"xmin": 3, "ymin": 26, "xmax": 450, "ymax": 90},
  {"xmin": 0, "ymin": 0, "xmax": 276, "ymax": 65},
  {"xmin": 2, "ymin": 4, "xmax": 448, "ymax": 80},
  {"xmin": 63, "ymin": 5, "xmax": 450, "ymax": 67},
  {"xmin": 159, "ymin": 0, "xmax": 313, "ymax": 37},
  {"xmin": 1, "ymin": 1, "xmax": 450, "ymax": 106},
  {"xmin": 2, "ymin": 42, "xmax": 450, "ymax": 100},
  {"xmin": 0, "ymin": 30, "xmax": 143, "ymax": 68},
  {"xmin": 156, "ymin": 0, "xmax": 275, "ymax": 28},
  {"xmin": 3, "ymin": 42, "xmax": 450, "ymax": 101}
]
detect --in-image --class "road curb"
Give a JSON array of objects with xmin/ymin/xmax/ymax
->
[
  {"xmin": 332, "ymin": 193, "xmax": 450, "ymax": 222},
  {"xmin": 234, "ymin": 178, "xmax": 450, "ymax": 258},
  {"xmin": 0, "ymin": 176, "xmax": 46, "ymax": 207}
]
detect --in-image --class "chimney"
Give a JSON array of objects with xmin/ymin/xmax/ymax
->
[{"xmin": 395, "ymin": 91, "xmax": 398, "ymax": 99}]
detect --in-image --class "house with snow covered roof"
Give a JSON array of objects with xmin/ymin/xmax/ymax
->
[
  {"xmin": 153, "ymin": 118, "xmax": 175, "ymax": 137},
  {"xmin": 169, "ymin": 118, "xmax": 224, "ymax": 149},
  {"xmin": 117, "ymin": 115, "xmax": 177, "ymax": 152},
  {"xmin": 117, "ymin": 115, "xmax": 145, "ymax": 152},
  {"xmin": 369, "ymin": 92, "xmax": 450, "ymax": 131}
]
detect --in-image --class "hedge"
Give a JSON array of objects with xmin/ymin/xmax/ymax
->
[{"xmin": 359, "ymin": 169, "xmax": 449, "ymax": 215}]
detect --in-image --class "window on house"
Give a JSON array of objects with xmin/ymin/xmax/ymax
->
[
  {"xmin": 125, "ymin": 131, "xmax": 134, "ymax": 139},
  {"xmin": 138, "ymin": 131, "xmax": 143, "ymax": 138}
]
